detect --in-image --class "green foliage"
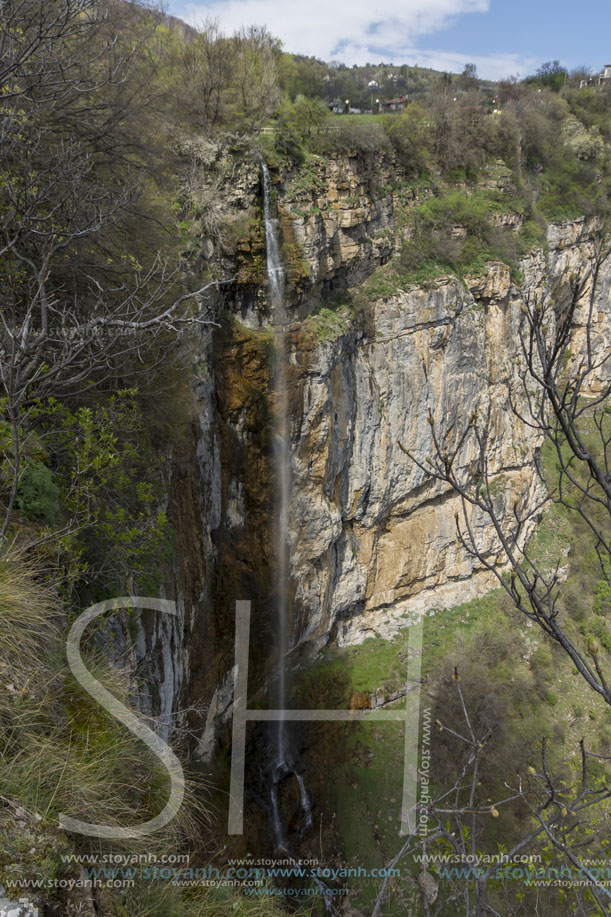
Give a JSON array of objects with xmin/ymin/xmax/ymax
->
[
  {"xmin": 519, "ymin": 215, "xmax": 548, "ymax": 251},
  {"xmin": 525, "ymin": 60, "xmax": 569, "ymax": 93},
  {"xmin": 593, "ymin": 576, "xmax": 611, "ymax": 616},
  {"xmin": 274, "ymin": 95, "xmax": 330, "ymax": 156},
  {"xmin": 278, "ymin": 52, "xmax": 328, "ymax": 102},
  {"xmin": 35, "ymin": 392, "xmax": 173, "ymax": 595},
  {"xmin": 278, "ymin": 55, "xmax": 470, "ymax": 112},
  {"xmin": 0, "ymin": 555, "xmax": 193, "ymax": 846},
  {"xmin": 283, "ymin": 160, "xmax": 326, "ymax": 201},
  {"xmin": 302, "ymin": 307, "xmax": 350, "ymax": 342},
  {"xmin": 384, "ymin": 103, "xmax": 433, "ymax": 175},
  {"xmin": 538, "ymin": 150, "xmax": 607, "ymax": 219},
  {"xmin": 142, "ymin": 19, "xmax": 282, "ymax": 135},
  {"xmin": 396, "ymin": 190, "xmax": 523, "ymax": 282},
  {"xmin": 271, "ymin": 63, "xmax": 611, "ymax": 242},
  {"xmin": 312, "ymin": 119, "xmax": 391, "ymax": 155},
  {"xmin": 16, "ymin": 461, "xmax": 59, "ymax": 524}
]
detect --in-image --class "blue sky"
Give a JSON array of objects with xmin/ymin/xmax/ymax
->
[{"xmin": 165, "ymin": 0, "xmax": 611, "ymax": 80}]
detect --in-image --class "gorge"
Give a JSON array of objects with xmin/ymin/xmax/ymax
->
[
  {"xmin": 159, "ymin": 148, "xmax": 611, "ymax": 759},
  {"xmin": 2, "ymin": 8, "xmax": 611, "ymax": 912}
]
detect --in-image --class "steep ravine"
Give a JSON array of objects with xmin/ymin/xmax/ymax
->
[
  {"xmin": 128, "ymin": 150, "xmax": 611, "ymax": 793},
  {"xmin": 195, "ymin": 152, "xmax": 611, "ymax": 666}
]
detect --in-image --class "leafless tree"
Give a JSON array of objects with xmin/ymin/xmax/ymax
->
[
  {"xmin": 401, "ymin": 231, "xmax": 611, "ymax": 706},
  {"xmin": 0, "ymin": 0, "xmax": 229, "ymax": 541},
  {"xmin": 169, "ymin": 18, "xmax": 233, "ymax": 129},
  {"xmin": 373, "ymin": 674, "xmax": 611, "ymax": 916},
  {"xmin": 230, "ymin": 25, "xmax": 281, "ymax": 131}
]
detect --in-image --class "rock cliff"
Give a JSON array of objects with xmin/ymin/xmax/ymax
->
[
  {"xmin": 285, "ymin": 234, "xmax": 610, "ymax": 646},
  {"xmin": 145, "ymin": 148, "xmax": 611, "ymax": 742},
  {"xmin": 187, "ymin": 151, "xmax": 611, "ymax": 651}
]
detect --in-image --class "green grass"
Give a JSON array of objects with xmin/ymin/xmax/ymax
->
[
  {"xmin": 395, "ymin": 188, "xmax": 528, "ymax": 283},
  {"xmin": 331, "ymin": 114, "xmax": 386, "ymax": 125},
  {"xmin": 301, "ymin": 307, "xmax": 351, "ymax": 342},
  {"xmin": 0, "ymin": 566, "xmax": 196, "ymax": 850},
  {"xmin": 303, "ymin": 593, "xmax": 605, "ymax": 913},
  {"xmin": 351, "ymin": 181, "xmax": 549, "ymax": 300},
  {"xmin": 0, "ymin": 553, "xmax": 297, "ymax": 916},
  {"xmin": 108, "ymin": 882, "xmax": 292, "ymax": 917},
  {"xmin": 538, "ymin": 151, "xmax": 607, "ymax": 220}
]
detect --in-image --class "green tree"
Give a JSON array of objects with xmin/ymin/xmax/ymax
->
[
  {"xmin": 385, "ymin": 102, "xmax": 433, "ymax": 174},
  {"xmin": 527, "ymin": 60, "xmax": 569, "ymax": 92}
]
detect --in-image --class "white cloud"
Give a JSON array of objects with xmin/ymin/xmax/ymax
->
[
  {"xmin": 399, "ymin": 49, "xmax": 535, "ymax": 80},
  {"xmin": 184, "ymin": 0, "xmax": 486, "ymax": 58},
  {"xmin": 182, "ymin": 0, "xmax": 532, "ymax": 79}
]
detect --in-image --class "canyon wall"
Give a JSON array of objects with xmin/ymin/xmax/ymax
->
[
  {"xmin": 196, "ymin": 150, "xmax": 611, "ymax": 651},
  {"xmin": 129, "ymin": 147, "xmax": 611, "ymax": 740},
  {"xmin": 286, "ymin": 232, "xmax": 610, "ymax": 646}
]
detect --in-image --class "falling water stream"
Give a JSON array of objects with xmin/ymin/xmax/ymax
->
[{"xmin": 261, "ymin": 161, "xmax": 313, "ymax": 852}]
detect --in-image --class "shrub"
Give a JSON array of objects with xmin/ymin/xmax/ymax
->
[
  {"xmin": 16, "ymin": 460, "xmax": 59, "ymax": 524},
  {"xmin": 275, "ymin": 94, "xmax": 330, "ymax": 148},
  {"xmin": 384, "ymin": 103, "xmax": 432, "ymax": 175},
  {"xmin": 397, "ymin": 190, "xmax": 523, "ymax": 282},
  {"xmin": 38, "ymin": 392, "xmax": 174, "ymax": 595},
  {"xmin": 538, "ymin": 150, "xmax": 607, "ymax": 219},
  {"xmin": 311, "ymin": 119, "xmax": 391, "ymax": 154}
]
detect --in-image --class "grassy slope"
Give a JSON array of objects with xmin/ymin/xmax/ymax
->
[{"xmin": 0, "ymin": 554, "xmax": 291, "ymax": 917}]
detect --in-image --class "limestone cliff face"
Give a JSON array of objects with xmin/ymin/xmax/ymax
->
[
  {"xmin": 279, "ymin": 151, "xmax": 398, "ymax": 303},
  {"xmin": 282, "ymin": 218, "xmax": 611, "ymax": 646},
  {"xmin": 286, "ymin": 268, "xmax": 533, "ymax": 646},
  {"xmin": 207, "ymin": 149, "xmax": 402, "ymax": 328},
  {"xmin": 173, "ymin": 149, "xmax": 406, "ymax": 748},
  {"xmin": 158, "ymin": 148, "xmax": 611, "ymax": 743}
]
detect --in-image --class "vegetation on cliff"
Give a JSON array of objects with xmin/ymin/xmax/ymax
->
[
  {"xmin": 0, "ymin": 3, "xmax": 286, "ymax": 914},
  {"xmin": 1, "ymin": 1, "xmax": 610, "ymax": 915}
]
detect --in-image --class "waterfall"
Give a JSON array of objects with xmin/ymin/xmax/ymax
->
[
  {"xmin": 262, "ymin": 161, "xmax": 289, "ymax": 778},
  {"xmin": 261, "ymin": 161, "xmax": 312, "ymax": 851},
  {"xmin": 262, "ymin": 163, "xmax": 287, "ymax": 320}
]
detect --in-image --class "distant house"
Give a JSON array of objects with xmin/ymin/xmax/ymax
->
[
  {"xmin": 580, "ymin": 65, "xmax": 611, "ymax": 89},
  {"xmin": 382, "ymin": 95, "xmax": 407, "ymax": 112},
  {"xmin": 328, "ymin": 98, "xmax": 344, "ymax": 114}
]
